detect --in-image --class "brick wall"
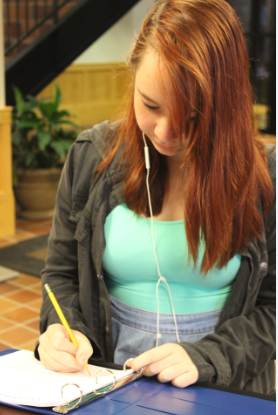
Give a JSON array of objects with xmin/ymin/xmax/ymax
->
[{"xmin": 3, "ymin": 0, "xmax": 80, "ymax": 63}]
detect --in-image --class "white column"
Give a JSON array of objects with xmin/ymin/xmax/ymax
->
[{"xmin": 0, "ymin": 0, "xmax": 5, "ymax": 106}]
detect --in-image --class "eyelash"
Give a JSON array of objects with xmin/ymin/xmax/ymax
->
[{"xmin": 143, "ymin": 102, "xmax": 158, "ymax": 111}]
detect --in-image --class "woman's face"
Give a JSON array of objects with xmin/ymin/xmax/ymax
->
[{"xmin": 134, "ymin": 50, "xmax": 192, "ymax": 164}]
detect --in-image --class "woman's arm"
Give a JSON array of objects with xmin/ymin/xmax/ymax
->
[
  {"xmin": 130, "ymin": 212, "xmax": 275, "ymax": 390},
  {"xmin": 178, "ymin": 147, "xmax": 276, "ymax": 388},
  {"xmin": 40, "ymin": 142, "xmax": 87, "ymax": 335},
  {"xmin": 36, "ymin": 129, "xmax": 105, "ymax": 369},
  {"xmin": 131, "ymin": 147, "xmax": 276, "ymax": 390}
]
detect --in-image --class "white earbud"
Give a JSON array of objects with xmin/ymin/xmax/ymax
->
[
  {"xmin": 142, "ymin": 131, "xmax": 180, "ymax": 346},
  {"xmin": 142, "ymin": 133, "xmax": 150, "ymax": 170}
]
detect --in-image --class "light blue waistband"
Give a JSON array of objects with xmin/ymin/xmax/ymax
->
[{"xmin": 110, "ymin": 295, "xmax": 223, "ymax": 335}]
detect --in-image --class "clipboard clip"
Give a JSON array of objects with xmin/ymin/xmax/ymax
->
[
  {"xmin": 124, "ymin": 357, "xmax": 144, "ymax": 380},
  {"xmin": 94, "ymin": 369, "xmax": 116, "ymax": 394},
  {"xmin": 52, "ymin": 358, "xmax": 144, "ymax": 413},
  {"xmin": 53, "ymin": 383, "xmax": 83, "ymax": 414}
]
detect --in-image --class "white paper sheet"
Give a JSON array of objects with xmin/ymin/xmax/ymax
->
[{"xmin": 0, "ymin": 350, "xmax": 132, "ymax": 407}]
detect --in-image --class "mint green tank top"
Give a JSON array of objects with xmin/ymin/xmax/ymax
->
[{"xmin": 102, "ymin": 203, "xmax": 241, "ymax": 314}]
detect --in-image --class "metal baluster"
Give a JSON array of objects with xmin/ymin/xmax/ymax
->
[
  {"xmin": 25, "ymin": 0, "xmax": 29, "ymax": 33},
  {"xmin": 44, "ymin": 0, "xmax": 48, "ymax": 17},
  {"xmin": 5, "ymin": 0, "xmax": 11, "ymax": 49},
  {"xmin": 34, "ymin": 0, "xmax": 38, "ymax": 26},
  {"xmin": 16, "ymin": 0, "xmax": 20, "ymax": 43},
  {"xmin": 53, "ymin": 0, "xmax": 58, "ymax": 24},
  {"xmin": 5, "ymin": 0, "xmax": 73, "ymax": 56}
]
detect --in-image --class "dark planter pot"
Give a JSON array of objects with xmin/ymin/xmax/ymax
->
[{"xmin": 14, "ymin": 168, "xmax": 62, "ymax": 220}]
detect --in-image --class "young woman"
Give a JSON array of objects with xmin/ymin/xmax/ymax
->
[{"xmin": 37, "ymin": 0, "xmax": 276, "ymax": 394}]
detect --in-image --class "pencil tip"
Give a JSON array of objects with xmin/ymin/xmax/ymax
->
[{"xmin": 84, "ymin": 363, "xmax": 90, "ymax": 377}]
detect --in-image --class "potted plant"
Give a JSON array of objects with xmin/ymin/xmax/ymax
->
[{"xmin": 12, "ymin": 84, "xmax": 81, "ymax": 220}]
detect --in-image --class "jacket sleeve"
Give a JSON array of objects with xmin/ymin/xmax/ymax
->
[
  {"xmin": 36, "ymin": 134, "xmax": 103, "ymax": 358},
  {"xmin": 180, "ymin": 147, "xmax": 276, "ymax": 389}
]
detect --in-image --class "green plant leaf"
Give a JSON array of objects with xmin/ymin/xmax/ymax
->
[
  {"xmin": 13, "ymin": 87, "xmax": 39, "ymax": 115},
  {"xmin": 25, "ymin": 94, "xmax": 40, "ymax": 110},
  {"xmin": 24, "ymin": 152, "xmax": 37, "ymax": 168},
  {"xmin": 38, "ymin": 130, "xmax": 51, "ymax": 150},
  {"xmin": 56, "ymin": 109, "xmax": 70, "ymax": 118},
  {"xmin": 13, "ymin": 86, "xmax": 26, "ymax": 115},
  {"xmin": 17, "ymin": 119, "xmax": 42, "ymax": 129},
  {"xmin": 13, "ymin": 162, "xmax": 19, "ymax": 186},
  {"xmin": 56, "ymin": 139, "xmax": 73, "ymax": 151},
  {"xmin": 50, "ymin": 142, "xmax": 66, "ymax": 159},
  {"xmin": 48, "ymin": 122, "xmax": 61, "ymax": 132},
  {"xmin": 53, "ymin": 84, "xmax": 62, "ymax": 111},
  {"xmin": 39, "ymin": 101, "xmax": 56, "ymax": 118},
  {"xmin": 50, "ymin": 110, "xmax": 71, "ymax": 123},
  {"xmin": 12, "ymin": 84, "xmax": 80, "ymax": 170},
  {"xmin": 53, "ymin": 119, "xmax": 81, "ymax": 129},
  {"xmin": 26, "ymin": 94, "xmax": 43, "ymax": 106},
  {"xmin": 12, "ymin": 130, "xmax": 22, "ymax": 146}
]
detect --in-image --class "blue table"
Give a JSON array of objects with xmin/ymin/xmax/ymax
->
[{"xmin": 0, "ymin": 349, "xmax": 275, "ymax": 415}]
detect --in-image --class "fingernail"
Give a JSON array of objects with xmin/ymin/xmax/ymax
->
[{"xmin": 79, "ymin": 355, "xmax": 86, "ymax": 365}]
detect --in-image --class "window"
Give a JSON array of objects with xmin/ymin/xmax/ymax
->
[{"xmin": 228, "ymin": 0, "xmax": 275, "ymax": 134}]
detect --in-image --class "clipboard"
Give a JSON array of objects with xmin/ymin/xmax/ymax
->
[
  {"xmin": 0, "ymin": 350, "xmax": 275, "ymax": 415},
  {"xmin": 0, "ymin": 349, "xmax": 143, "ymax": 414},
  {"xmin": 52, "ymin": 359, "xmax": 143, "ymax": 413}
]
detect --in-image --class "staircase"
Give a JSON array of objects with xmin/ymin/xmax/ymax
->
[
  {"xmin": 4, "ymin": 0, "xmax": 140, "ymax": 106},
  {"xmin": 4, "ymin": 0, "xmax": 78, "ymax": 63}
]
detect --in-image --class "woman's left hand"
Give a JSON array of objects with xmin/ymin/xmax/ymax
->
[{"xmin": 128, "ymin": 343, "xmax": 199, "ymax": 388}]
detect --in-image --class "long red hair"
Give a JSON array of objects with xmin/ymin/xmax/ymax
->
[{"xmin": 98, "ymin": 0, "xmax": 273, "ymax": 274}]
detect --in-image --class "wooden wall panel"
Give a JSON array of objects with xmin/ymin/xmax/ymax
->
[
  {"xmin": 38, "ymin": 63, "xmax": 132, "ymax": 128},
  {"xmin": 38, "ymin": 63, "xmax": 275, "ymax": 145},
  {"xmin": 0, "ymin": 107, "xmax": 15, "ymax": 237}
]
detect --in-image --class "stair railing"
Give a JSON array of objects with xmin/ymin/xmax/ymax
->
[{"xmin": 4, "ymin": 0, "xmax": 78, "ymax": 58}]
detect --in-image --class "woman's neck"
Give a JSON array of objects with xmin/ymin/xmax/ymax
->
[{"xmin": 153, "ymin": 158, "xmax": 186, "ymax": 222}]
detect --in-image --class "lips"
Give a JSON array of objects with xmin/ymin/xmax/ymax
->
[{"xmin": 155, "ymin": 141, "xmax": 179, "ymax": 150}]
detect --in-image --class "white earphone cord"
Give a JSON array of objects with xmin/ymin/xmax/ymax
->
[{"xmin": 143, "ymin": 133, "xmax": 180, "ymax": 346}]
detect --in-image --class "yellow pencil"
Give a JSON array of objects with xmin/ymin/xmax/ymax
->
[{"xmin": 44, "ymin": 283, "xmax": 90, "ymax": 376}]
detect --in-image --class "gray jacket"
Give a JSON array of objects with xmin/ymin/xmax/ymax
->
[{"xmin": 37, "ymin": 121, "xmax": 276, "ymax": 394}]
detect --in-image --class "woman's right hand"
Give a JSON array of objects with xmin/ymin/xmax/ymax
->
[{"xmin": 38, "ymin": 324, "xmax": 93, "ymax": 373}]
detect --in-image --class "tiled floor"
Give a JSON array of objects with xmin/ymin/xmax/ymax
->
[{"xmin": 0, "ymin": 219, "xmax": 52, "ymax": 353}]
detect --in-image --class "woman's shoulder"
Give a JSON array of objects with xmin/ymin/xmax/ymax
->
[
  {"xmin": 265, "ymin": 143, "xmax": 276, "ymax": 181},
  {"xmin": 75, "ymin": 120, "xmax": 119, "ymax": 155},
  {"xmin": 69, "ymin": 120, "xmax": 120, "ymax": 169},
  {"xmin": 63, "ymin": 120, "xmax": 120, "ymax": 198}
]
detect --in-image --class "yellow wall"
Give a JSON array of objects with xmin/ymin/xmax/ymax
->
[
  {"xmin": 39, "ymin": 63, "xmax": 275, "ymax": 147},
  {"xmin": 38, "ymin": 63, "xmax": 133, "ymax": 128},
  {"xmin": 0, "ymin": 106, "xmax": 15, "ymax": 237}
]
